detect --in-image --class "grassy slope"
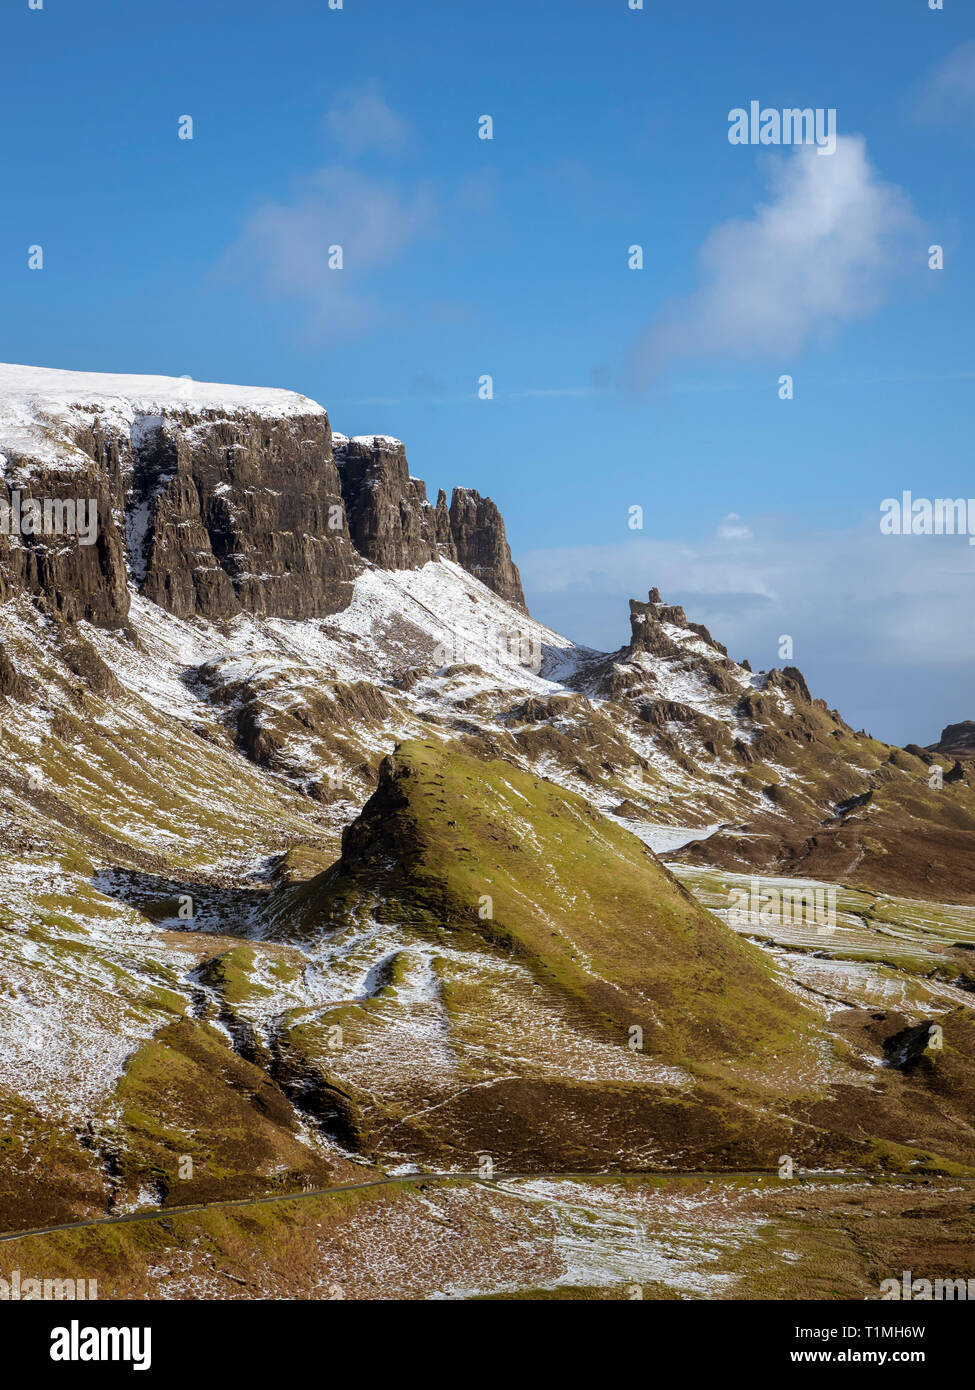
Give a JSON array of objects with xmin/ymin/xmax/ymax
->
[
  {"xmin": 310, "ymin": 739, "xmax": 807, "ymax": 1066},
  {"xmin": 4, "ymin": 1174, "xmax": 974, "ymax": 1301},
  {"xmin": 0, "ymin": 606, "xmax": 355, "ymax": 1230}
]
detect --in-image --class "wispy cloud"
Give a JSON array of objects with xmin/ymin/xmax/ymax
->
[
  {"xmin": 216, "ymin": 86, "xmax": 443, "ymax": 337},
  {"xmin": 716, "ymin": 513, "xmax": 753, "ymax": 540},
  {"xmin": 221, "ymin": 166, "xmax": 437, "ymax": 336},
  {"xmin": 914, "ymin": 41, "xmax": 975, "ymax": 130},
  {"xmin": 324, "ymin": 80, "xmax": 411, "ymax": 155},
  {"xmin": 523, "ymin": 521, "xmax": 973, "ymax": 665},
  {"xmin": 625, "ymin": 136, "xmax": 921, "ymax": 391}
]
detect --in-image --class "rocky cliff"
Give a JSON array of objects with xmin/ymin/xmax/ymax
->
[
  {"xmin": 0, "ymin": 417, "xmax": 131, "ymax": 627},
  {"xmin": 930, "ymin": 721, "xmax": 975, "ymax": 761},
  {"xmin": 448, "ymin": 487, "xmax": 525, "ymax": 608},
  {"xmin": 0, "ymin": 365, "xmax": 524, "ymax": 626},
  {"xmin": 130, "ymin": 411, "xmax": 359, "ymax": 622},
  {"xmin": 333, "ymin": 433, "xmax": 523, "ymax": 603},
  {"xmin": 333, "ymin": 434, "xmax": 441, "ymax": 572}
]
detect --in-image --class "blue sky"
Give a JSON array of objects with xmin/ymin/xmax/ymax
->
[{"xmin": 2, "ymin": 0, "xmax": 974, "ymax": 743}]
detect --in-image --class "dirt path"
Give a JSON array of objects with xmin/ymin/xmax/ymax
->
[{"xmin": 1, "ymin": 1165, "xmax": 951, "ymax": 1246}]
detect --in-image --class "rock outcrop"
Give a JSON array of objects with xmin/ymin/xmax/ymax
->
[
  {"xmin": 331, "ymin": 438, "xmax": 522, "ymax": 601},
  {"xmin": 0, "ymin": 365, "xmax": 527, "ymax": 627},
  {"xmin": 333, "ymin": 434, "xmax": 440, "ymax": 572},
  {"xmin": 625, "ymin": 590, "xmax": 730, "ymax": 661},
  {"xmin": 131, "ymin": 411, "xmax": 360, "ymax": 622},
  {"xmin": 448, "ymin": 488, "xmax": 525, "ymax": 608},
  {"xmin": 626, "ymin": 594, "xmax": 683, "ymax": 659},
  {"xmin": 930, "ymin": 721, "xmax": 975, "ymax": 760},
  {"xmin": 434, "ymin": 488, "xmax": 457, "ymax": 561}
]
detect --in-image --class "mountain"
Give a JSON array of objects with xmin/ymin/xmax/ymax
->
[
  {"xmin": 929, "ymin": 721, "xmax": 975, "ymax": 762},
  {"xmin": 2, "ymin": 362, "xmax": 972, "ymax": 907},
  {"xmin": 315, "ymin": 738, "xmax": 798, "ymax": 1059},
  {"xmin": 2, "ymin": 363, "xmax": 975, "ymax": 1299},
  {"xmin": 0, "ymin": 363, "xmax": 523, "ymax": 624}
]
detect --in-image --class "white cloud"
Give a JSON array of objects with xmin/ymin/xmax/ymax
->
[
  {"xmin": 717, "ymin": 513, "xmax": 753, "ymax": 540},
  {"xmin": 915, "ymin": 42, "xmax": 975, "ymax": 129},
  {"xmin": 325, "ymin": 81, "xmax": 411, "ymax": 155},
  {"xmin": 626, "ymin": 136, "xmax": 921, "ymax": 389},
  {"xmin": 221, "ymin": 165, "xmax": 437, "ymax": 336},
  {"xmin": 520, "ymin": 519, "xmax": 975, "ymax": 742},
  {"xmin": 218, "ymin": 87, "xmax": 439, "ymax": 336}
]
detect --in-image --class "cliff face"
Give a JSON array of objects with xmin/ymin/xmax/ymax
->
[
  {"xmin": 130, "ymin": 411, "xmax": 360, "ymax": 622},
  {"xmin": 333, "ymin": 434, "xmax": 440, "ymax": 572},
  {"xmin": 930, "ymin": 721, "xmax": 975, "ymax": 761},
  {"xmin": 0, "ymin": 365, "xmax": 525, "ymax": 626},
  {"xmin": 0, "ymin": 417, "xmax": 131, "ymax": 626},
  {"xmin": 333, "ymin": 436, "xmax": 524, "ymax": 606},
  {"xmin": 448, "ymin": 488, "xmax": 525, "ymax": 608}
]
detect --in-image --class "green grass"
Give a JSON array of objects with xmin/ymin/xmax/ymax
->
[{"xmin": 309, "ymin": 740, "xmax": 808, "ymax": 1065}]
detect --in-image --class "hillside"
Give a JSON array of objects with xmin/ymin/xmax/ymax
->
[
  {"xmin": 2, "ymin": 362, "xmax": 974, "ymax": 1297},
  {"xmin": 312, "ymin": 740, "xmax": 803, "ymax": 1060}
]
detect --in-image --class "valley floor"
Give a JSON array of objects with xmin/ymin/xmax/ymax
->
[
  {"xmin": 2, "ymin": 857, "xmax": 973, "ymax": 1300},
  {"xmin": 2, "ymin": 1169, "xmax": 973, "ymax": 1301}
]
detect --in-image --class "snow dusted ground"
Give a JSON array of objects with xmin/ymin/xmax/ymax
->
[
  {"xmin": 77, "ymin": 552, "xmax": 776, "ymax": 847},
  {"xmin": 3, "ymin": 534, "xmax": 963, "ymax": 1169},
  {"xmin": 0, "ymin": 362, "xmax": 323, "ymax": 469},
  {"xmin": 0, "ymin": 542, "xmax": 896, "ymax": 1142},
  {"xmin": 614, "ymin": 820, "xmax": 724, "ymax": 855},
  {"xmin": 0, "ymin": 858, "xmax": 197, "ymax": 1123},
  {"xmin": 316, "ymin": 556, "xmax": 581, "ymax": 687},
  {"xmin": 0, "ymin": 544, "xmax": 749, "ymax": 1139},
  {"xmin": 674, "ymin": 864, "xmax": 975, "ymax": 1022},
  {"xmin": 431, "ymin": 1177, "xmax": 753, "ymax": 1299},
  {"xmin": 82, "ymin": 559, "xmax": 577, "ymax": 719}
]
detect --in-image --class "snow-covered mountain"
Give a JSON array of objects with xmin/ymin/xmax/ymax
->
[{"xmin": 3, "ymin": 364, "xmax": 975, "ymax": 1298}]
